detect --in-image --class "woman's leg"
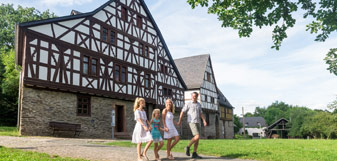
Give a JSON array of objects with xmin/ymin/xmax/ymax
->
[
  {"xmin": 143, "ymin": 140, "xmax": 153, "ymax": 157},
  {"xmin": 170, "ymin": 136, "xmax": 180, "ymax": 150},
  {"xmin": 137, "ymin": 143, "xmax": 142, "ymax": 160},
  {"xmin": 166, "ymin": 138, "xmax": 172, "ymax": 157}
]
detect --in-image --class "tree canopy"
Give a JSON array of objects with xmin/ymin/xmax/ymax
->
[
  {"xmin": 0, "ymin": 4, "xmax": 55, "ymax": 126},
  {"xmin": 187, "ymin": 0, "xmax": 337, "ymax": 75}
]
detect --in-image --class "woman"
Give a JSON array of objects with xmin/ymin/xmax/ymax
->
[{"xmin": 162, "ymin": 99, "xmax": 180, "ymax": 160}]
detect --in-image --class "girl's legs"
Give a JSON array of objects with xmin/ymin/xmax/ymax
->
[
  {"xmin": 154, "ymin": 142, "xmax": 158, "ymax": 158},
  {"xmin": 137, "ymin": 143, "xmax": 142, "ymax": 160}
]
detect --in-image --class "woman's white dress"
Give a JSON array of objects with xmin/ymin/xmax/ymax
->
[
  {"xmin": 132, "ymin": 109, "xmax": 153, "ymax": 143},
  {"xmin": 164, "ymin": 111, "xmax": 179, "ymax": 139}
]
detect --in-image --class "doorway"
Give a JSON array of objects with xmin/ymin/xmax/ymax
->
[{"xmin": 115, "ymin": 105, "xmax": 124, "ymax": 133}]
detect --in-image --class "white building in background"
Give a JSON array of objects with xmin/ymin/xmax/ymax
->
[{"xmin": 239, "ymin": 117, "xmax": 267, "ymax": 138}]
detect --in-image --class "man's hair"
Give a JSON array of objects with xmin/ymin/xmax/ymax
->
[{"xmin": 192, "ymin": 92, "xmax": 199, "ymax": 97}]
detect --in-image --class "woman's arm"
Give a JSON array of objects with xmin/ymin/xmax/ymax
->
[
  {"xmin": 162, "ymin": 109, "xmax": 169, "ymax": 132},
  {"xmin": 137, "ymin": 118, "xmax": 148, "ymax": 131}
]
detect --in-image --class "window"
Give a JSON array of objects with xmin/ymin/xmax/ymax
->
[
  {"xmin": 221, "ymin": 107, "xmax": 225, "ymax": 119},
  {"xmin": 110, "ymin": 31, "xmax": 115, "ymax": 43},
  {"xmin": 77, "ymin": 95, "xmax": 91, "ymax": 116},
  {"xmin": 145, "ymin": 74, "xmax": 150, "ymax": 88},
  {"xmin": 115, "ymin": 65, "xmax": 120, "ymax": 81},
  {"xmin": 204, "ymin": 95, "xmax": 208, "ymax": 102},
  {"xmin": 101, "ymin": 27, "xmax": 116, "ymax": 44},
  {"xmin": 144, "ymin": 46, "xmax": 149, "ymax": 57},
  {"xmin": 121, "ymin": 66, "xmax": 126, "ymax": 83},
  {"xmin": 137, "ymin": 15, "xmax": 142, "ymax": 28},
  {"xmin": 211, "ymin": 97, "xmax": 214, "ymax": 104},
  {"xmin": 91, "ymin": 58, "xmax": 97, "ymax": 76},
  {"xmin": 164, "ymin": 66, "xmax": 168, "ymax": 74},
  {"xmin": 122, "ymin": 7, "xmax": 127, "ymax": 21},
  {"xmin": 139, "ymin": 44, "xmax": 143, "ymax": 55},
  {"xmin": 160, "ymin": 64, "xmax": 165, "ymax": 73},
  {"xmin": 83, "ymin": 56, "xmax": 89, "ymax": 75},
  {"xmin": 168, "ymin": 89, "xmax": 172, "ymax": 96},
  {"xmin": 115, "ymin": 64, "xmax": 127, "ymax": 83},
  {"xmin": 102, "ymin": 28, "xmax": 108, "ymax": 41},
  {"xmin": 83, "ymin": 56, "xmax": 98, "ymax": 76},
  {"xmin": 163, "ymin": 88, "xmax": 168, "ymax": 96},
  {"xmin": 206, "ymin": 113, "xmax": 210, "ymax": 125},
  {"xmin": 207, "ymin": 72, "xmax": 211, "ymax": 81}
]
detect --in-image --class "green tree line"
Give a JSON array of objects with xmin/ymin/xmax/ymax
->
[
  {"xmin": 0, "ymin": 4, "xmax": 55, "ymax": 126},
  {"xmin": 242, "ymin": 101, "xmax": 337, "ymax": 139}
]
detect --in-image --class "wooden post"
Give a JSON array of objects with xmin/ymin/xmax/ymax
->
[{"xmin": 242, "ymin": 107, "xmax": 245, "ymax": 138}]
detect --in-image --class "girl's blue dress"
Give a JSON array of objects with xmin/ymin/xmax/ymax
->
[{"xmin": 151, "ymin": 118, "xmax": 163, "ymax": 143}]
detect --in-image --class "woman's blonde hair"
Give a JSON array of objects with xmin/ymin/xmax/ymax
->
[
  {"xmin": 152, "ymin": 109, "xmax": 161, "ymax": 120},
  {"xmin": 133, "ymin": 97, "xmax": 145, "ymax": 112},
  {"xmin": 165, "ymin": 99, "xmax": 175, "ymax": 114}
]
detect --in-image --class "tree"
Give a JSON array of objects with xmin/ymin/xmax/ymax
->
[
  {"xmin": 0, "ymin": 4, "xmax": 55, "ymax": 126},
  {"xmin": 233, "ymin": 114, "xmax": 243, "ymax": 133},
  {"xmin": 287, "ymin": 107, "xmax": 314, "ymax": 138},
  {"xmin": 187, "ymin": 0, "xmax": 337, "ymax": 75}
]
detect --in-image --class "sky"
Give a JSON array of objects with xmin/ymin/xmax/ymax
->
[{"xmin": 2, "ymin": 0, "xmax": 337, "ymax": 115}]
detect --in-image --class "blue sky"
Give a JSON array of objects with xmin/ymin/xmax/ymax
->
[{"xmin": 3, "ymin": 0, "xmax": 337, "ymax": 115}]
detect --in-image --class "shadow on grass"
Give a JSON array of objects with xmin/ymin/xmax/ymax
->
[{"xmin": 221, "ymin": 153, "xmax": 250, "ymax": 158}]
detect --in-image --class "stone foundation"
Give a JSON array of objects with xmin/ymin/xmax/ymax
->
[{"xmin": 19, "ymin": 87, "xmax": 154, "ymax": 139}]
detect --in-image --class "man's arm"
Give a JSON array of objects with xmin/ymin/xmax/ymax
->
[
  {"xmin": 200, "ymin": 112, "xmax": 207, "ymax": 126},
  {"xmin": 178, "ymin": 111, "xmax": 184, "ymax": 126}
]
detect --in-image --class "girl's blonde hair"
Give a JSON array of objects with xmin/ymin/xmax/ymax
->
[
  {"xmin": 152, "ymin": 109, "xmax": 161, "ymax": 119},
  {"xmin": 165, "ymin": 99, "xmax": 175, "ymax": 114},
  {"xmin": 133, "ymin": 97, "xmax": 145, "ymax": 112}
]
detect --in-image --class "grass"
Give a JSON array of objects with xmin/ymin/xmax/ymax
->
[
  {"xmin": 106, "ymin": 139, "xmax": 337, "ymax": 161},
  {"xmin": 0, "ymin": 126, "xmax": 20, "ymax": 136},
  {"xmin": 0, "ymin": 146, "xmax": 88, "ymax": 161}
]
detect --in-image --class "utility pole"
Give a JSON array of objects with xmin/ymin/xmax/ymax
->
[{"xmin": 242, "ymin": 107, "xmax": 245, "ymax": 139}]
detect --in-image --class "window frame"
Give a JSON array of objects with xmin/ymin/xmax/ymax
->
[
  {"xmin": 145, "ymin": 74, "xmax": 150, "ymax": 88},
  {"xmin": 122, "ymin": 7, "xmax": 128, "ymax": 21},
  {"xmin": 101, "ymin": 26, "xmax": 116, "ymax": 45},
  {"xmin": 82, "ymin": 56, "xmax": 99, "ymax": 77},
  {"xmin": 114, "ymin": 64, "xmax": 127, "ymax": 84},
  {"xmin": 77, "ymin": 95, "xmax": 91, "ymax": 117},
  {"xmin": 137, "ymin": 15, "xmax": 142, "ymax": 29}
]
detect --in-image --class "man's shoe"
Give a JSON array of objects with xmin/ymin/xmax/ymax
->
[
  {"xmin": 185, "ymin": 146, "xmax": 190, "ymax": 156},
  {"xmin": 192, "ymin": 152, "xmax": 202, "ymax": 159}
]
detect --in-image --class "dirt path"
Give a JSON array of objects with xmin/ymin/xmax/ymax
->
[{"xmin": 0, "ymin": 136, "xmax": 255, "ymax": 161}]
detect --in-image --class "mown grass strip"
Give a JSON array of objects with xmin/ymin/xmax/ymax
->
[{"xmin": 106, "ymin": 139, "xmax": 337, "ymax": 161}]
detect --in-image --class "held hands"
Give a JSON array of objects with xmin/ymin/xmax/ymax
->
[
  {"xmin": 203, "ymin": 120, "xmax": 207, "ymax": 126},
  {"xmin": 143, "ymin": 125, "xmax": 149, "ymax": 131},
  {"xmin": 177, "ymin": 121, "xmax": 182, "ymax": 126},
  {"xmin": 164, "ymin": 127, "xmax": 169, "ymax": 132}
]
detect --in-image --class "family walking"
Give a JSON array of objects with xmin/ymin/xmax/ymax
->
[{"xmin": 132, "ymin": 92, "xmax": 207, "ymax": 161}]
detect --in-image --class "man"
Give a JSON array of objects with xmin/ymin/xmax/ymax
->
[{"xmin": 178, "ymin": 92, "xmax": 207, "ymax": 159}]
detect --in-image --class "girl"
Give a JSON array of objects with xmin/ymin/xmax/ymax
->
[
  {"xmin": 132, "ymin": 97, "xmax": 153, "ymax": 161},
  {"xmin": 162, "ymin": 99, "xmax": 180, "ymax": 160},
  {"xmin": 150, "ymin": 109, "xmax": 164, "ymax": 161}
]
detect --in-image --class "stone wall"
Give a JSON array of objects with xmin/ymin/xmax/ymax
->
[
  {"xmin": 223, "ymin": 120, "xmax": 234, "ymax": 139},
  {"xmin": 19, "ymin": 87, "xmax": 152, "ymax": 139}
]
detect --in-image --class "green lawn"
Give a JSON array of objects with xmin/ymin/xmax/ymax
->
[
  {"xmin": 106, "ymin": 139, "xmax": 337, "ymax": 161},
  {"xmin": 0, "ymin": 126, "xmax": 19, "ymax": 136},
  {"xmin": 0, "ymin": 146, "xmax": 87, "ymax": 161}
]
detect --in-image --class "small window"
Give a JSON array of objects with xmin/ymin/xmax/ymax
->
[
  {"xmin": 121, "ymin": 66, "xmax": 126, "ymax": 83},
  {"xmin": 163, "ymin": 88, "xmax": 168, "ymax": 96},
  {"xmin": 207, "ymin": 72, "xmax": 211, "ymax": 81},
  {"xmin": 77, "ymin": 95, "xmax": 91, "ymax": 116},
  {"xmin": 168, "ymin": 89, "xmax": 172, "ymax": 96},
  {"xmin": 102, "ymin": 28, "xmax": 108, "ymax": 41},
  {"xmin": 91, "ymin": 58, "xmax": 97, "ymax": 76},
  {"xmin": 115, "ymin": 65, "xmax": 120, "ymax": 81},
  {"xmin": 205, "ymin": 95, "xmax": 208, "ymax": 102},
  {"xmin": 145, "ymin": 46, "xmax": 149, "ymax": 57},
  {"xmin": 206, "ymin": 113, "xmax": 210, "ymax": 125},
  {"xmin": 139, "ymin": 44, "xmax": 143, "ymax": 55},
  {"xmin": 145, "ymin": 74, "xmax": 150, "ymax": 88},
  {"xmin": 110, "ymin": 31, "xmax": 115, "ymax": 43},
  {"xmin": 211, "ymin": 97, "xmax": 214, "ymax": 104},
  {"xmin": 160, "ymin": 64, "xmax": 165, "ymax": 73},
  {"xmin": 137, "ymin": 15, "xmax": 142, "ymax": 28},
  {"xmin": 164, "ymin": 66, "xmax": 168, "ymax": 74},
  {"xmin": 83, "ymin": 56, "xmax": 89, "ymax": 75},
  {"xmin": 122, "ymin": 7, "xmax": 127, "ymax": 21}
]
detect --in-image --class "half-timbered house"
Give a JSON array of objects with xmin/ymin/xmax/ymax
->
[
  {"xmin": 175, "ymin": 54, "xmax": 230, "ymax": 139},
  {"xmin": 218, "ymin": 88, "xmax": 235, "ymax": 139},
  {"xmin": 15, "ymin": 0, "xmax": 186, "ymax": 139}
]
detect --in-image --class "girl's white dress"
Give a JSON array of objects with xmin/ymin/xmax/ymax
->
[
  {"xmin": 132, "ymin": 109, "xmax": 153, "ymax": 143},
  {"xmin": 164, "ymin": 111, "xmax": 179, "ymax": 139}
]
